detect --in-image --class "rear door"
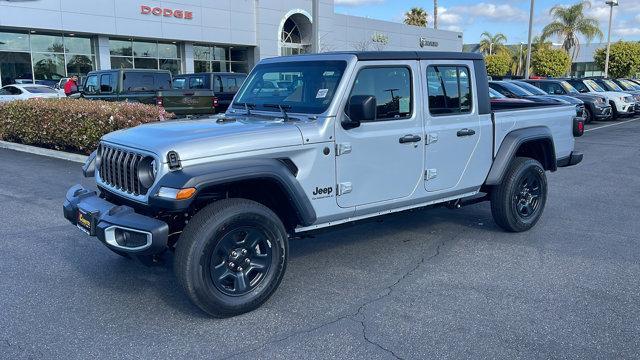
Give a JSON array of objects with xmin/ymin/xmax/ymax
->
[
  {"xmin": 335, "ymin": 62, "xmax": 424, "ymax": 208},
  {"xmin": 422, "ymin": 61, "xmax": 483, "ymax": 193},
  {"xmin": 121, "ymin": 71, "xmax": 158, "ymax": 104}
]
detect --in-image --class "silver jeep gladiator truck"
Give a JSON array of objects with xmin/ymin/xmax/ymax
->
[{"xmin": 63, "ymin": 51, "xmax": 584, "ymax": 317}]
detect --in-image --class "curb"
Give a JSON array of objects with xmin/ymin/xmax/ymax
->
[{"xmin": 0, "ymin": 140, "xmax": 88, "ymax": 163}]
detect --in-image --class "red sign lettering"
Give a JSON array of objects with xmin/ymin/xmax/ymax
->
[{"xmin": 140, "ymin": 5, "xmax": 193, "ymax": 20}]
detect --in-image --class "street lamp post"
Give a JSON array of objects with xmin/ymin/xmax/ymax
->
[
  {"xmin": 604, "ymin": 0, "xmax": 619, "ymax": 78},
  {"xmin": 524, "ymin": 0, "xmax": 535, "ymax": 79}
]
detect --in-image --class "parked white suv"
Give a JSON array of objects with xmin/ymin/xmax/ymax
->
[{"xmin": 567, "ymin": 78, "xmax": 636, "ymax": 118}]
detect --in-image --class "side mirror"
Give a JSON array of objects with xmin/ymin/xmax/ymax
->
[
  {"xmin": 77, "ymin": 85, "xmax": 84, "ymax": 93},
  {"xmin": 344, "ymin": 95, "xmax": 376, "ymax": 129}
]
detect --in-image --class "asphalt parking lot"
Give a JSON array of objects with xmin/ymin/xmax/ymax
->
[{"xmin": 1, "ymin": 117, "xmax": 639, "ymax": 359}]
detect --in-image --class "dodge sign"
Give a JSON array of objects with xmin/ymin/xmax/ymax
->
[{"xmin": 141, "ymin": 5, "xmax": 193, "ymax": 20}]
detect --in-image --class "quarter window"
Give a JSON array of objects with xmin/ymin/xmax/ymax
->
[
  {"xmin": 100, "ymin": 74, "xmax": 113, "ymax": 93},
  {"xmin": 349, "ymin": 67, "xmax": 413, "ymax": 121},
  {"xmin": 427, "ymin": 66, "xmax": 472, "ymax": 115}
]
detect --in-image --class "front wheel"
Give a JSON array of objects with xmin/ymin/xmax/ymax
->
[
  {"xmin": 584, "ymin": 107, "xmax": 593, "ymax": 124},
  {"xmin": 174, "ymin": 199, "xmax": 288, "ymax": 317},
  {"xmin": 490, "ymin": 157, "xmax": 548, "ymax": 232}
]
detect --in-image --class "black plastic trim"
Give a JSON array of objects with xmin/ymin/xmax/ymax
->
[
  {"xmin": 474, "ymin": 59, "xmax": 491, "ymax": 115},
  {"xmin": 149, "ymin": 158, "xmax": 317, "ymax": 226},
  {"xmin": 485, "ymin": 126, "xmax": 556, "ymax": 185},
  {"xmin": 557, "ymin": 152, "xmax": 583, "ymax": 167}
]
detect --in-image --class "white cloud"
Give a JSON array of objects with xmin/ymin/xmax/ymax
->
[
  {"xmin": 334, "ymin": 0, "xmax": 384, "ymax": 6},
  {"xmin": 437, "ymin": 6, "xmax": 462, "ymax": 25},
  {"xmin": 614, "ymin": 27, "xmax": 640, "ymax": 36},
  {"xmin": 452, "ymin": 3, "xmax": 528, "ymax": 22}
]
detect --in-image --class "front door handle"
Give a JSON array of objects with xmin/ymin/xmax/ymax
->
[
  {"xmin": 457, "ymin": 128, "xmax": 476, "ymax": 137},
  {"xmin": 399, "ymin": 134, "xmax": 422, "ymax": 144}
]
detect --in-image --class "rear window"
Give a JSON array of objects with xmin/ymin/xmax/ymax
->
[
  {"xmin": 24, "ymin": 86, "xmax": 57, "ymax": 94},
  {"xmin": 189, "ymin": 76, "xmax": 206, "ymax": 89},
  {"xmin": 172, "ymin": 77, "xmax": 186, "ymax": 89},
  {"xmin": 427, "ymin": 66, "xmax": 472, "ymax": 115},
  {"xmin": 123, "ymin": 72, "xmax": 171, "ymax": 91}
]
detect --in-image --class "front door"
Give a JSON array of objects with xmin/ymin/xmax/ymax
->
[
  {"xmin": 422, "ymin": 62, "xmax": 482, "ymax": 192},
  {"xmin": 335, "ymin": 62, "xmax": 424, "ymax": 208}
]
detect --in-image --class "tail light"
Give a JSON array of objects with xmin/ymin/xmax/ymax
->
[
  {"xmin": 156, "ymin": 96, "xmax": 164, "ymax": 107},
  {"xmin": 212, "ymin": 96, "xmax": 219, "ymax": 108},
  {"xmin": 573, "ymin": 117, "xmax": 584, "ymax": 137}
]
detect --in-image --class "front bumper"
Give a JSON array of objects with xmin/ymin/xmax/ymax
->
[
  {"xmin": 557, "ymin": 152, "xmax": 584, "ymax": 168},
  {"xmin": 63, "ymin": 185, "xmax": 169, "ymax": 256},
  {"xmin": 593, "ymin": 105, "xmax": 612, "ymax": 119}
]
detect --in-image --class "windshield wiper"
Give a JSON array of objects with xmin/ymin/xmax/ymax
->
[
  {"xmin": 235, "ymin": 102, "xmax": 256, "ymax": 115},
  {"xmin": 264, "ymin": 103, "xmax": 292, "ymax": 121}
]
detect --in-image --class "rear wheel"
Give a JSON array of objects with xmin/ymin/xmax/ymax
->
[
  {"xmin": 174, "ymin": 199, "xmax": 288, "ymax": 317},
  {"xmin": 584, "ymin": 107, "xmax": 593, "ymax": 124},
  {"xmin": 490, "ymin": 157, "xmax": 548, "ymax": 232}
]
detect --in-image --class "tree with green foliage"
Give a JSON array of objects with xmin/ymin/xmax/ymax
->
[
  {"xmin": 594, "ymin": 41, "xmax": 640, "ymax": 78},
  {"xmin": 485, "ymin": 53, "xmax": 512, "ymax": 77},
  {"xmin": 479, "ymin": 32, "xmax": 508, "ymax": 55},
  {"xmin": 531, "ymin": 48, "xmax": 571, "ymax": 77},
  {"xmin": 541, "ymin": 1, "xmax": 603, "ymax": 61},
  {"xmin": 403, "ymin": 7, "xmax": 428, "ymax": 27}
]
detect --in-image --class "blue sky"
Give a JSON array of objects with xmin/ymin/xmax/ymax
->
[{"xmin": 334, "ymin": 0, "xmax": 640, "ymax": 44}]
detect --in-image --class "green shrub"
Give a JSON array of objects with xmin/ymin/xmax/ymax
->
[
  {"xmin": 531, "ymin": 48, "xmax": 571, "ymax": 77},
  {"xmin": 594, "ymin": 41, "xmax": 640, "ymax": 78},
  {"xmin": 485, "ymin": 53, "xmax": 512, "ymax": 77},
  {"xmin": 0, "ymin": 98, "xmax": 174, "ymax": 154}
]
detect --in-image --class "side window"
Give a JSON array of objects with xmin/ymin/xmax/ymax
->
[
  {"xmin": 84, "ymin": 75, "xmax": 99, "ymax": 94},
  {"xmin": 235, "ymin": 75, "xmax": 247, "ymax": 88},
  {"xmin": 213, "ymin": 76, "xmax": 223, "ymax": 92},
  {"xmin": 349, "ymin": 67, "xmax": 412, "ymax": 121},
  {"xmin": 223, "ymin": 77, "xmax": 239, "ymax": 92},
  {"xmin": 5, "ymin": 86, "xmax": 22, "ymax": 95},
  {"xmin": 155, "ymin": 73, "xmax": 171, "ymax": 90},
  {"xmin": 173, "ymin": 77, "xmax": 186, "ymax": 89},
  {"xmin": 100, "ymin": 74, "xmax": 113, "ymax": 93},
  {"xmin": 547, "ymin": 83, "xmax": 565, "ymax": 95},
  {"xmin": 427, "ymin": 65, "xmax": 473, "ymax": 115},
  {"xmin": 189, "ymin": 76, "xmax": 206, "ymax": 89}
]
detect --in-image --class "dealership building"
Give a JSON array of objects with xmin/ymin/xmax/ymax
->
[{"xmin": 0, "ymin": 0, "xmax": 463, "ymax": 86}]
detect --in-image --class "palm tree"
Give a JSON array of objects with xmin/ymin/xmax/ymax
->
[
  {"xmin": 434, "ymin": 0, "xmax": 438, "ymax": 29},
  {"xmin": 403, "ymin": 7, "xmax": 428, "ymax": 27},
  {"xmin": 541, "ymin": 1, "xmax": 603, "ymax": 61},
  {"xmin": 479, "ymin": 32, "xmax": 507, "ymax": 55}
]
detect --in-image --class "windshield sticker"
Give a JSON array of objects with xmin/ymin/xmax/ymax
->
[
  {"xmin": 399, "ymin": 97, "xmax": 410, "ymax": 113},
  {"xmin": 316, "ymin": 89, "xmax": 329, "ymax": 98},
  {"xmin": 323, "ymin": 71, "xmax": 335, "ymax": 76}
]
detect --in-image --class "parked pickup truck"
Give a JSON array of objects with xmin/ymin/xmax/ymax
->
[
  {"xmin": 63, "ymin": 52, "xmax": 584, "ymax": 317},
  {"xmin": 162, "ymin": 72, "xmax": 247, "ymax": 115}
]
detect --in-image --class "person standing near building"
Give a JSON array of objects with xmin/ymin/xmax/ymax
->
[{"xmin": 64, "ymin": 75, "xmax": 79, "ymax": 97}]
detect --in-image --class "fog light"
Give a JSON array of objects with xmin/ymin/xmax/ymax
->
[{"xmin": 115, "ymin": 229, "xmax": 148, "ymax": 248}]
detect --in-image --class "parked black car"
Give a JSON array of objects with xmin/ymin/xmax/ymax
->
[
  {"xmin": 507, "ymin": 80, "xmax": 587, "ymax": 121},
  {"xmin": 489, "ymin": 81, "xmax": 571, "ymax": 105},
  {"xmin": 524, "ymin": 79, "xmax": 612, "ymax": 123}
]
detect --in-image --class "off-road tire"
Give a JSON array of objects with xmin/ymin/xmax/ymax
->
[
  {"xmin": 584, "ymin": 107, "xmax": 593, "ymax": 124},
  {"xmin": 490, "ymin": 157, "xmax": 548, "ymax": 232},
  {"xmin": 174, "ymin": 198, "xmax": 288, "ymax": 317}
]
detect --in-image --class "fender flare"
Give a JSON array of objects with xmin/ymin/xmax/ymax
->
[
  {"xmin": 149, "ymin": 158, "xmax": 317, "ymax": 226},
  {"xmin": 485, "ymin": 126, "xmax": 556, "ymax": 186}
]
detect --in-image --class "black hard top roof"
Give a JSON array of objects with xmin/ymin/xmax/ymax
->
[
  {"xmin": 174, "ymin": 72, "xmax": 247, "ymax": 77},
  {"xmin": 315, "ymin": 51, "xmax": 484, "ymax": 61}
]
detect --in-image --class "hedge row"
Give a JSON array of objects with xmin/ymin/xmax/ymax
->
[{"xmin": 0, "ymin": 98, "xmax": 174, "ymax": 154}]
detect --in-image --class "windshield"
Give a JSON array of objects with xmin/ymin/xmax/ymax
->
[
  {"xmin": 584, "ymin": 80, "xmax": 606, "ymax": 92},
  {"xmin": 500, "ymin": 82, "xmax": 534, "ymax": 96},
  {"xmin": 602, "ymin": 79, "xmax": 623, "ymax": 92},
  {"xmin": 489, "ymin": 88, "xmax": 505, "ymax": 99},
  {"xmin": 511, "ymin": 81, "xmax": 547, "ymax": 95},
  {"xmin": 233, "ymin": 61, "xmax": 347, "ymax": 114},
  {"xmin": 560, "ymin": 81, "xmax": 579, "ymax": 94},
  {"xmin": 619, "ymin": 79, "xmax": 640, "ymax": 91}
]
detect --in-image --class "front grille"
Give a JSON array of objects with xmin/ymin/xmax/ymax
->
[
  {"xmin": 625, "ymin": 96, "xmax": 634, "ymax": 103},
  {"xmin": 98, "ymin": 143, "xmax": 146, "ymax": 196}
]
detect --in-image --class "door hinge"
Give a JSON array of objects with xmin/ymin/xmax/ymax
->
[
  {"xmin": 337, "ymin": 182, "xmax": 353, "ymax": 195},
  {"xmin": 425, "ymin": 169, "xmax": 438, "ymax": 180},
  {"xmin": 335, "ymin": 143, "xmax": 352, "ymax": 156},
  {"xmin": 426, "ymin": 133, "xmax": 438, "ymax": 145}
]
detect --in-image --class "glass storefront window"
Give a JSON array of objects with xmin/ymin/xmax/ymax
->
[
  {"xmin": 160, "ymin": 59, "xmax": 181, "ymax": 74},
  {"xmin": 66, "ymin": 55, "xmax": 94, "ymax": 77},
  {"xmin": 194, "ymin": 60, "xmax": 210, "ymax": 72},
  {"xmin": 133, "ymin": 41, "xmax": 157, "ymax": 57},
  {"xmin": 134, "ymin": 57, "xmax": 158, "ymax": 69},
  {"xmin": 194, "ymin": 46, "xmax": 211, "ymax": 60},
  {"xmin": 159, "ymin": 43, "xmax": 179, "ymax": 58},
  {"xmin": 192, "ymin": 44, "xmax": 249, "ymax": 74},
  {"xmin": 111, "ymin": 57, "xmax": 133, "ymax": 69},
  {"xmin": 32, "ymin": 53, "xmax": 66, "ymax": 81},
  {"xmin": 31, "ymin": 34, "xmax": 64, "ymax": 53},
  {"xmin": 64, "ymin": 36, "xmax": 92, "ymax": 54},
  {"xmin": 109, "ymin": 40, "xmax": 132, "ymax": 56},
  {"xmin": 0, "ymin": 32, "xmax": 30, "ymax": 52},
  {"xmin": 0, "ymin": 52, "xmax": 32, "ymax": 85},
  {"xmin": 213, "ymin": 47, "xmax": 227, "ymax": 61}
]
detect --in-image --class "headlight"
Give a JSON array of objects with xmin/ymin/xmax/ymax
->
[
  {"xmin": 137, "ymin": 156, "xmax": 157, "ymax": 189},
  {"xmin": 597, "ymin": 97, "xmax": 606, "ymax": 105},
  {"xmin": 634, "ymin": 94, "xmax": 640, "ymax": 102}
]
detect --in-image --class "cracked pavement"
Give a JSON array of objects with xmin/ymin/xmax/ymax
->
[{"xmin": 1, "ymin": 118, "xmax": 640, "ymax": 359}]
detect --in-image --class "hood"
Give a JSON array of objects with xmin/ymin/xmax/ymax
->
[
  {"xmin": 554, "ymin": 95, "xmax": 583, "ymax": 104},
  {"xmin": 600, "ymin": 91, "xmax": 634, "ymax": 100},
  {"xmin": 526, "ymin": 95, "xmax": 570, "ymax": 104},
  {"xmin": 101, "ymin": 114, "xmax": 304, "ymax": 162}
]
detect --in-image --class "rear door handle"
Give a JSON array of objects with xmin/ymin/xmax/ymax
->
[
  {"xmin": 399, "ymin": 134, "xmax": 422, "ymax": 144},
  {"xmin": 457, "ymin": 129, "xmax": 476, "ymax": 137}
]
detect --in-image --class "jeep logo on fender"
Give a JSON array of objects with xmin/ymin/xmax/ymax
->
[
  {"xmin": 141, "ymin": 5, "xmax": 193, "ymax": 20},
  {"xmin": 312, "ymin": 186, "xmax": 333, "ymax": 199}
]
